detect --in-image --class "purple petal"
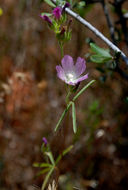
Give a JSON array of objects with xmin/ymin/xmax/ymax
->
[
  {"xmin": 75, "ymin": 57, "xmax": 86, "ymax": 77},
  {"xmin": 40, "ymin": 15, "xmax": 52, "ymax": 25},
  {"xmin": 52, "ymin": 7, "xmax": 62, "ymax": 19},
  {"xmin": 61, "ymin": 55, "xmax": 74, "ymax": 73},
  {"xmin": 67, "ymin": 81, "xmax": 76, "ymax": 86},
  {"xmin": 42, "ymin": 137, "xmax": 48, "ymax": 146},
  {"xmin": 74, "ymin": 73, "xmax": 89, "ymax": 84},
  {"xmin": 56, "ymin": 65, "xmax": 66, "ymax": 81},
  {"xmin": 62, "ymin": 2, "xmax": 70, "ymax": 12}
]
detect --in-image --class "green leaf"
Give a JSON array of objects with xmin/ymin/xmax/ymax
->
[
  {"xmin": 37, "ymin": 167, "xmax": 50, "ymax": 176},
  {"xmin": 90, "ymin": 43, "xmax": 112, "ymax": 58},
  {"xmin": 79, "ymin": 1, "xmax": 86, "ymax": 7},
  {"xmin": 55, "ymin": 145, "xmax": 73, "ymax": 164},
  {"xmin": 73, "ymin": 80, "xmax": 96, "ymax": 102},
  {"xmin": 33, "ymin": 162, "xmax": 52, "ymax": 168},
  {"xmin": 54, "ymin": 102, "xmax": 72, "ymax": 132},
  {"xmin": 71, "ymin": 102, "xmax": 77, "ymax": 133},
  {"xmin": 41, "ymin": 167, "xmax": 54, "ymax": 190},
  {"xmin": 62, "ymin": 145, "xmax": 73, "ymax": 156},
  {"xmin": 55, "ymin": 155, "xmax": 62, "ymax": 165},
  {"xmin": 90, "ymin": 55, "xmax": 111, "ymax": 63},
  {"xmin": 44, "ymin": 0, "xmax": 56, "ymax": 7},
  {"xmin": 45, "ymin": 152, "xmax": 55, "ymax": 165},
  {"xmin": 41, "ymin": 12, "xmax": 52, "ymax": 17}
]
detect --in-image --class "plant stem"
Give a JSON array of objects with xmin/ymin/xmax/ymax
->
[
  {"xmin": 54, "ymin": 102, "xmax": 72, "ymax": 131},
  {"xmin": 66, "ymin": 88, "xmax": 72, "ymax": 104},
  {"xmin": 59, "ymin": 42, "xmax": 64, "ymax": 57}
]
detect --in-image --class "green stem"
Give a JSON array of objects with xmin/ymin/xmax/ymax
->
[
  {"xmin": 54, "ymin": 102, "xmax": 72, "ymax": 132},
  {"xmin": 66, "ymin": 88, "xmax": 72, "ymax": 104},
  {"xmin": 59, "ymin": 42, "xmax": 64, "ymax": 57},
  {"xmin": 41, "ymin": 167, "xmax": 54, "ymax": 190}
]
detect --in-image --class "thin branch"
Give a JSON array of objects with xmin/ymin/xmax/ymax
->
[
  {"xmin": 52, "ymin": 0, "xmax": 128, "ymax": 66},
  {"xmin": 101, "ymin": 0, "xmax": 116, "ymax": 44},
  {"xmin": 113, "ymin": 0, "xmax": 128, "ymax": 47}
]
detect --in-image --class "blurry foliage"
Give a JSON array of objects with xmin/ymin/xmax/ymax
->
[
  {"xmin": 90, "ymin": 43, "xmax": 113, "ymax": 64},
  {"xmin": 34, "ymin": 140, "xmax": 73, "ymax": 190},
  {"xmin": 0, "ymin": 8, "xmax": 3, "ymax": 16}
]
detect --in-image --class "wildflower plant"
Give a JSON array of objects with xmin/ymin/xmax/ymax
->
[
  {"xmin": 37, "ymin": 0, "xmax": 98, "ymax": 189},
  {"xmin": 41, "ymin": 0, "xmax": 95, "ymax": 133},
  {"xmin": 33, "ymin": 138, "xmax": 73, "ymax": 190}
]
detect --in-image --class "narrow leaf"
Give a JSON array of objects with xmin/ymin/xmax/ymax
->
[
  {"xmin": 90, "ymin": 43, "xmax": 112, "ymax": 58},
  {"xmin": 62, "ymin": 145, "xmax": 73, "ymax": 156},
  {"xmin": 55, "ymin": 145, "xmax": 73, "ymax": 164},
  {"xmin": 71, "ymin": 102, "xmax": 77, "ymax": 133},
  {"xmin": 90, "ymin": 55, "xmax": 112, "ymax": 63},
  {"xmin": 41, "ymin": 167, "xmax": 54, "ymax": 190},
  {"xmin": 41, "ymin": 12, "xmax": 52, "ymax": 17},
  {"xmin": 33, "ymin": 162, "xmax": 52, "ymax": 168},
  {"xmin": 44, "ymin": 0, "xmax": 56, "ymax": 7},
  {"xmin": 54, "ymin": 102, "xmax": 72, "ymax": 132},
  {"xmin": 73, "ymin": 80, "xmax": 95, "ymax": 102},
  {"xmin": 45, "ymin": 152, "xmax": 55, "ymax": 165},
  {"xmin": 36, "ymin": 167, "xmax": 50, "ymax": 176},
  {"xmin": 55, "ymin": 155, "xmax": 62, "ymax": 165}
]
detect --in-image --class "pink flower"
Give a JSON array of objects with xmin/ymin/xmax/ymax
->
[
  {"xmin": 52, "ymin": 7, "xmax": 62, "ymax": 19},
  {"xmin": 40, "ymin": 15, "xmax": 52, "ymax": 25},
  {"xmin": 62, "ymin": 2, "xmax": 70, "ymax": 12},
  {"xmin": 42, "ymin": 137, "xmax": 48, "ymax": 146},
  {"xmin": 56, "ymin": 55, "xmax": 88, "ymax": 85}
]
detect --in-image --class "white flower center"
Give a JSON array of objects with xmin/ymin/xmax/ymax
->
[{"xmin": 66, "ymin": 73, "xmax": 76, "ymax": 82}]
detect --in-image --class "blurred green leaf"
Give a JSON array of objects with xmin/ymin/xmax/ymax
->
[
  {"xmin": 90, "ymin": 54, "xmax": 111, "ymax": 63},
  {"xmin": 41, "ymin": 12, "xmax": 52, "ymax": 17},
  {"xmin": 33, "ymin": 162, "xmax": 52, "ymax": 168},
  {"xmin": 78, "ymin": 1, "xmax": 86, "ymax": 7},
  {"xmin": 45, "ymin": 152, "xmax": 55, "ymax": 165},
  {"xmin": 44, "ymin": 0, "xmax": 56, "ymax": 7},
  {"xmin": 55, "ymin": 145, "xmax": 73, "ymax": 164},
  {"xmin": 62, "ymin": 145, "xmax": 73, "ymax": 156},
  {"xmin": 90, "ymin": 43, "xmax": 113, "ymax": 64},
  {"xmin": 41, "ymin": 167, "xmax": 54, "ymax": 190},
  {"xmin": 37, "ymin": 167, "xmax": 51, "ymax": 176},
  {"xmin": 90, "ymin": 43, "xmax": 112, "ymax": 58},
  {"xmin": 76, "ymin": 2, "xmax": 86, "ymax": 17}
]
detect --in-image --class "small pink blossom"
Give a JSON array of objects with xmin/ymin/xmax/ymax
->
[
  {"xmin": 52, "ymin": 7, "xmax": 62, "ymax": 19},
  {"xmin": 42, "ymin": 137, "xmax": 48, "ymax": 146},
  {"xmin": 56, "ymin": 55, "xmax": 88, "ymax": 85},
  {"xmin": 40, "ymin": 15, "xmax": 52, "ymax": 25}
]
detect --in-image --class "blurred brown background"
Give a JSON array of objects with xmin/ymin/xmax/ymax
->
[{"xmin": 0, "ymin": 0, "xmax": 128, "ymax": 189}]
